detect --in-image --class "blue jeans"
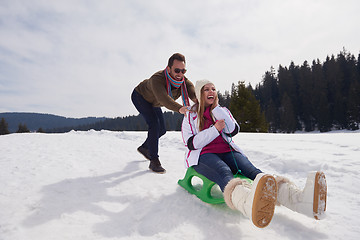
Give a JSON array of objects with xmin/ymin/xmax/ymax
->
[
  {"xmin": 131, "ymin": 89, "xmax": 166, "ymax": 159},
  {"xmin": 193, "ymin": 152, "xmax": 262, "ymax": 192}
]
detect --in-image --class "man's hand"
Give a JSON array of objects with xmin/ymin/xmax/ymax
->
[{"xmin": 179, "ymin": 106, "xmax": 189, "ymax": 115}]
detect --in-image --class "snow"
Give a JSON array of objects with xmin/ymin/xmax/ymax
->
[{"xmin": 1, "ymin": 130, "xmax": 359, "ymax": 240}]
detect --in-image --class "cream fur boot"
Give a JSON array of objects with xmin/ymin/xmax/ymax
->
[
  {"xmin": 224, "ymin": 173, "xmax": 277, "ymax": 228},
  {"xmin": 276, "ymin": 171, "xmax": 327, "ymax": 220}
]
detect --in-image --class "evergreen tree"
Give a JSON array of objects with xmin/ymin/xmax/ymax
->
[
  {"xmin": 165, "ymin": 119, "xmax": 170, "ymax": 131},
  {"xmin": 347, "ymin": 80, "xmax": 360, "ymax": 130},
  {"xmin": 343, "ymin": 51, "xmax": 360, "ymax": 130},
  {"xmin": 37, "ymin": 127, "xmax": 45, "ymax": 133},
  {"xmin": 260, "ymin": 67, "xmax": 279, "ymax": 105},
  {"xmin": 16, "ymin": 123, "xmax": 30, "ymax": 133},
  {"xmin": 312, "ymin": 59, "xmax": 331, "ymax": 132},
  {"xmin": 0, "ymin": 118, "xmax": 10, "ymax": 135},
  {"xmin": 298, "ymin": 60, "xmax": 315, "ymax": 131},
  {"xmin": 279, "ymin": 93, "xmax": 297, "ymax": 133},
  {"xmin": 257, "ymin": 70, "xmax": 280, "ymax": 132},
  {"xmin": 230, "ymin": 81, "xmax": 268, "ymax": 132},
  {"xmin": 218, "ymin": 90, "xmax": 231, "ymax": 108},
  {"xmin": 176, "ymin": 119, "xmax": 182, "ymax": 131},
  {"xmin": 277, "ymin": 64, "xmax": 300, "ymax": 130}
]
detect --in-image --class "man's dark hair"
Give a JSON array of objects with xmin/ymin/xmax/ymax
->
[{"xmin": 168, "ymin": 53, "xmax": 186, "ymax": 67}]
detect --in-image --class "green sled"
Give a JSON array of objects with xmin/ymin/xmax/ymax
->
[{"xmin": 178, "ymin": 166, "xmax": 253, "ymax": 204}]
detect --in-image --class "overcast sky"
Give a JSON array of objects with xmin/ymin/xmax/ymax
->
[{"xmin": 1, "ymin": 0, "xmax": 359, "ymax": 118}]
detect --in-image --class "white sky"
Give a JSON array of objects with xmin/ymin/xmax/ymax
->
[{"xmin": 1, "ymin": 0, "xmax": 359, "ymax": 118}]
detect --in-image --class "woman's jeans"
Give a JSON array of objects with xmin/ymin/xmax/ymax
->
[
  {"xmin": 193, "ymin": 152, "xmax": 262, "ymax": 192},
  {"xmin": 131, "ymin": 89, "xmax": 166, "ymax": 160}
]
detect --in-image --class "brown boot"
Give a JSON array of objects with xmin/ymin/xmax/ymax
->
[
  {"xmin": 137, "ymin": 145, "xmax": 151, "ymax": 161},
  {"xmin": 149, "ymin": 158, "xmax": 166, "ymax": 174}
]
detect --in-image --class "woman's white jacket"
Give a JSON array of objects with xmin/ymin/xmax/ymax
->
[{"xmin": 181, "ymin": 105, "xmax": 246, "ymax": 168}]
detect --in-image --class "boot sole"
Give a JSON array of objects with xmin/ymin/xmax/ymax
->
[
  {"xmin": 313, "ymin": 171, "xmax": 327, "ymax": 220},
  {"xmin": 252, "ymin": 175, "xmax": 277, "ymax": 228},
  {"xmin": 149, "ymin": 168, "xmax": 166, "ymax": 174}
]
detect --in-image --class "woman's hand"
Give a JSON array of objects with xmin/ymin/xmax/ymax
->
[{"xmin": 214, "ymin": 119, "xmax": 225, "ymax": 132}]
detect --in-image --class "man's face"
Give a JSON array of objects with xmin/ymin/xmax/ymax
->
[{"xmin": 167, "ymin": 59, "xmax": 186, "ymax": 81}]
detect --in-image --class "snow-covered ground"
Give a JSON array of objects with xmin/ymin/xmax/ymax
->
[{"xmin": 1, "ymin": 130, "xmax": 359, "ymax": 240}]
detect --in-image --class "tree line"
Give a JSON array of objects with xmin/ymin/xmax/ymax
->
[
  {"xmin": 253, "ymin": 48, "xmax": 360, "ymax": 132},
  {"xmin": 1, "ymin": 49, "xmax": 358, "ymax": 135},
  {"xmin": 0, "ymin": 112, "xmax": 106, "ymax": 132},
  {"xmin": 0, "ymin": 118, "xmax": 33, "ymax": 134},
  {"xmin": 46, "ymin": 112, "xmax": 183, "ymax": 133},
  {"xmin": 0, "ymin": 112, "xmax": 184, "ymax": 134}
]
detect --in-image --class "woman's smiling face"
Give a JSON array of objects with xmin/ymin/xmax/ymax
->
[{"xmin": 202, "ymin": 83, "xmax": 217, "ymax": 107}]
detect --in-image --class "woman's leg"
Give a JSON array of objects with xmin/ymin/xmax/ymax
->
[
  {"xmin": 193, "ymin": 153, "xmax": 234, "ymax": 192},
  {"xmin": 220, "ymin": 152, "xmax": 262, "ymax": 180}
]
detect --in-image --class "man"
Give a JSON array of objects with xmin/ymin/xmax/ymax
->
[{"xmin": 131, "ymin": 53, "xmax": 196, "ymax": 173}]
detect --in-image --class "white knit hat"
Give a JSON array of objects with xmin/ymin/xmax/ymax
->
[{"xmin": 195, "ymin": 79, "xmax": 214, "ymax": 101}]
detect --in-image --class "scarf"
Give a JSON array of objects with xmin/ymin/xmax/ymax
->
[{"xmin": 165, "ymin": 68, "xmax": 190, "ymax": 106}]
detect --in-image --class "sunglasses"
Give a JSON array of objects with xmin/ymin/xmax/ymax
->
[{"xmin": 174, "ymin": 68, "xmax": 187, "ymax": 74}]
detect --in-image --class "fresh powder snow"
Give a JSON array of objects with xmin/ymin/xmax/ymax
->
[{"xmin": 1, "ymin": 130, "xmax": 359, "ymax": 240}]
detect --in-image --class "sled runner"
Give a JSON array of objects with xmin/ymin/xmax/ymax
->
[{"xmin": 178, "ymin": 167, "xmax": 252, "ymax": 204}]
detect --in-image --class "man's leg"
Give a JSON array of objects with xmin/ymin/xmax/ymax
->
[
  {"xmin": 154, "ymin": 107, "xmax": 166, "ymax": 138},
  {"xmin": 131, "ymin": 90, "xmax": 165, "ymax": 173}
]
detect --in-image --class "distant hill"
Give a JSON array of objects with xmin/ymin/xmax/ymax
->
[
  {"xmin": 0, "ymin": 112, "xmax": 108, "ymax": 133},
  {"xmin": 46, "ymin": 111, "xmax": 183, "ymax": 133},
  {"xmin": 0, "ymin": 111, "xmax": 184, "ymax": 133}
]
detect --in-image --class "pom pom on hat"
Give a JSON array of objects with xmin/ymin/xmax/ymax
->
[{"xmin": 195, "ymin": 79, "xmax": 214, "ymax": 101}]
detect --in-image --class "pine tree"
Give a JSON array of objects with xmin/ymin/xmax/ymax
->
[
  {"xmin": 218, "ymin": 90, "xmax": 231, "ymax": 108},
  {"xmin": 255, "ymin": 69, "xmax": 280, "ymax": 132},
  {"xmin": 37, "ymin": 127, "xmax": 45, "ymax": 133},
  {"xmin": 230, "ymin": 81, "xmax": 269, "ymax": 132},
  {"xmin": 298, "ymin": 60, "xmax": 315, "ymax": 131},
  {"xmin": 0, "ymin": 118, "xmax": 10, "ymax": 135},
  {"xmin": 347, "ymin": 80, "xmax": 360, "ymax": 130},
  {"xmin": 16, "ymin": 123, "xmax": 30, "ymax": 133},
  {"xmin": 277, "ymin": 64, "xmax": 300, "ymax": 131},
  {"xmin": 279, "ymin": 93, "xmax": 297, "ymax": 133},
  {"xmin": 266, "ymin": 99, "xmax": 280, "ymax": 132},
  {"xmin": 312, "ymin": 59, "xmax": 331, "ymax": 132}
]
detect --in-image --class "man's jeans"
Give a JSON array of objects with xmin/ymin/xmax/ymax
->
[
  {"xmin": 131, "ymin": 89, "xmax": 166, "ymax": 160},
  {"xmin": 193, "ymin": 152, "xmax": 262, "ymax": 191}
]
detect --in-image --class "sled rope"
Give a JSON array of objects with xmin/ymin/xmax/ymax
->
[{"xmin": 223, "ymin": 122, "xmax": 242, "ymax": 175}]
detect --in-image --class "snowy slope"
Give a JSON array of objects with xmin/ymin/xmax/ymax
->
[{"xmin": 1, "ymin": 130, "xmax": 359, "ymax": 240}]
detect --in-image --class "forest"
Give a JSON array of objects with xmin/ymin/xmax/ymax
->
[
  {"xmin": 215, "ymin": 49, "xmax": 359, "ymax": 133},
  {"xmin": 253, "ymin": 49, "xmax": 360, "ymax": 132}
]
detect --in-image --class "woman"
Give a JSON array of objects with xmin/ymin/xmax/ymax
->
[{"xmin": 181, "ymin": 79, "xmax": 327, "ymax": 228}]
